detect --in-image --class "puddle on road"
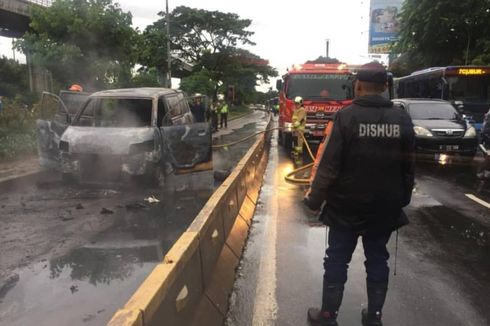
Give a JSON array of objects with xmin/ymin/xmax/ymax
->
[
  {"xmin": 417, "ymin": 160, "xmax": 490, "ymax": 199},
  {"xmin": 0, "ymin": 260, "xmax": 155, "ymax": 326}
]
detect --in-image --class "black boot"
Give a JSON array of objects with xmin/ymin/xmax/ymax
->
[
  {"xmin": 307, "ymin": 283, "xmax": 344, "ymax": 326},
  {"xmin": 307, "ymin": 308, "xmax": 338, "ymax": 326},
  {"xmin": 361, "ymin": 281, "xmax": 388, "ymax": 326}
]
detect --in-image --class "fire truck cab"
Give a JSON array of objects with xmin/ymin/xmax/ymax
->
[{"xmin": 276, "ymin": 63, "xmax": 355, "ymax": 150}]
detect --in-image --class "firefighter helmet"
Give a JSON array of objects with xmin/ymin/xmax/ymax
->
[
  {"xmin": 69, "ymin": 84, "xmax": 83, "ymax": 92},
  {"xmin": 294, "ymin": 96, "xmax": 303, "ymax": 105}
]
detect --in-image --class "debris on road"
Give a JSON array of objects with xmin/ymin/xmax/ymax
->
[
  {"xmin": 76, "ymin": 203, "xmax": 84, "ymax": 209},
  {"xmin": 100, "ymin": 208, "xmax": 114, "ymax": 215},
  {"xmin": 70, "ymin": 285, "xmax": 79, "ymax": 294},
  {"xmin": 125, "ymin": 202, "xmax": 148, "ymax": 210},
  {"xmin": 144, "ymin": 195, "xmax": 160, "ymax": 204},
  {"xmin": 214, "ymin": 169, "xmax": 231, "ymax": 181}
]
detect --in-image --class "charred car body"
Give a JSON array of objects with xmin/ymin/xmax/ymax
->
[{"xmin": 37, "ymin": 88, "xmax": 212, "ymax": 183}]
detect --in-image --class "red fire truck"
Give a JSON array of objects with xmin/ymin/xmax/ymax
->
[{"xmin": 276, "ymin": 63, "xmax": 355, "ymax": 150}]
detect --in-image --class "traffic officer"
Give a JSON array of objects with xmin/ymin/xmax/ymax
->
[
  {"xmin": 292, "ymin": 96, "xmax": 307, "ymax": 165},
  {"xmin": 304, "ymin": 62, "xmax": 415, "ymax": 326}
]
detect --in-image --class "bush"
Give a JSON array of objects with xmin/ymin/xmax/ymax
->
[{"xmin": 0, "ymin": 98, "xmax": 40, "ymax": 160}]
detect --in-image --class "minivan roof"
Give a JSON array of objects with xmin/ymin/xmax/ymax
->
[{"xmin": 90, "ymin": 88, "xmax": 179, "ymax": 99}]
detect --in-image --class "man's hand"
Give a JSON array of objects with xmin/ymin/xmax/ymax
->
[{"xmin": 303, "ymin": 196, "xmax": 321, "ymax": 216}]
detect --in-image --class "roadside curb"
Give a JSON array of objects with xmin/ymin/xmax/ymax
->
[{"xmin": 108, "ymin": 114, "xmax": 273, "ymax": 326}]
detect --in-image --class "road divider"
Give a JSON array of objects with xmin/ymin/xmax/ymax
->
[{"xmin": 108, "ymin": 115, "xmax": 273, "ymax": 326}]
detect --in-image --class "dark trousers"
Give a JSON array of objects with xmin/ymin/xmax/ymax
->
[
  {"xmin": 211, "ymin": 112, "xmax": 218, "ymax": 132},
  {"xmin": 324, "ymin": 227, "xmax": 391, "ymax": 285},
  {"xmin": 220, "ymin": 112, "xmax": 228, "ymax": 128}
]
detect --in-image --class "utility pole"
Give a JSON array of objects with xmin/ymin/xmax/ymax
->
[
  {"xmin": 166, "ymin": 0, "xmax": 172, "ymax": 88},
  {"xmin": 325, "ymin": 39, "xmax": 330, "ymax": 59}
]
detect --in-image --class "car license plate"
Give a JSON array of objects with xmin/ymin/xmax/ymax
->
[{"xmin": 439, "ymin": 145, "xmax": 459, "ymax": 151}]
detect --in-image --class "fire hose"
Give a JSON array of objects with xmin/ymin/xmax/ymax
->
[{"xmin": 212, "ymin": 127, "xmax": 317, "ymax": 185}]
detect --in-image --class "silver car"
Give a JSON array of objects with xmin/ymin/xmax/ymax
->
[{"xmin": 37, "ymin": 88, "xmax": 212, "ymax": 183}]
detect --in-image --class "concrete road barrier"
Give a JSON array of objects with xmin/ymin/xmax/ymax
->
[{"xmin": 108, "ymin": 115, "xmax": 273, "ymax": 326}]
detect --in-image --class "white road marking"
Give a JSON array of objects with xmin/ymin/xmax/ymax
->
[
  {"xmin": 465, "ymin": 194, "xmax": 490, "ymax": 209},
  {"xmin": 251, "ymin": 138, "xmax": 279, "ymax": 326}
]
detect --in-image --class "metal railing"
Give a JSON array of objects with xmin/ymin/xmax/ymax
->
[{"xmin": 26, "ymin": 0, "xmax": 52, "ymax": 6}]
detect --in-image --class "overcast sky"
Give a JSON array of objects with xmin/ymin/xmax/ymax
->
[{"xmin": 0, "ymin": 0, "xmax": 377, "ymax": 90}]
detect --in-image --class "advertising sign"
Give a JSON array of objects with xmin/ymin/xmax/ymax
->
[{"xmin": 368, "ymin": 0, "xmax": 404, "ymax": 54}]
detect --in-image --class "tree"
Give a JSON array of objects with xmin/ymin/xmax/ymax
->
[
  {"xmin": 0, "ymin": 57, "xmax": 29, "ymax": 97},
  {"xmin": 167, "ymin": 6, "xmax": 255, "ymax": 63},
  {"xmin": 16, "ymin": 0, "xmax": 137, "ymax": 90},
  {"xmin": 141, "ymin": 7, "xmax": 276, "ymax": 101},
  {"xmin": 394, "ymin": 0, "xmax": 490, "ymax": 69},
  {"xmin": 179, "ymin": 68, "xmax": 215, "ymax": 97},
  {"xmin": 305, "ymin": 56, "xmax": 341, "ymax": 64}
]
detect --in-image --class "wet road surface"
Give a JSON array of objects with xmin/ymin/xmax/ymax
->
[
  {"xmin": 0, "ymin": 111, "xmax": 268, "ymax": 326},
  {"xmin": 227, "ymin": 126, "xmax": 490, "ymax": 326}
]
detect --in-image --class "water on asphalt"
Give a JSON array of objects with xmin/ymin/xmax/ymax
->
[{"xmin": 0, "ymin": 112, "xmax": 268, "ymax": 325}]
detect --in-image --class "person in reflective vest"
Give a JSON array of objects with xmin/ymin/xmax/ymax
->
[
  {"xmin": 292, "ymin": 96, "xmax": 306, "ymax": 164},
  {"xmin": 220, "ymin": 101, "xmax": 229, "ymax": 128}
]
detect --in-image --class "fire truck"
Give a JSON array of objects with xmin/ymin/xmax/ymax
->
[{"xmin": 275, "ymin": 63, "xmax": 355, "ymax": 150}]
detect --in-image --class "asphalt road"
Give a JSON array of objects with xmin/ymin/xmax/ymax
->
[
  {"xmin": 227, "ymin": 127, "xmax": 490, "ymax": 326},
  {"xmin": 0, "ymin": 111, "xmax": 269, "ymax": 326}
]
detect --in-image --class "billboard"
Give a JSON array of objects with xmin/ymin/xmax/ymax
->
[{"xmin": 368, "ymin": 0, "xmax": 404, "ymax": 54}]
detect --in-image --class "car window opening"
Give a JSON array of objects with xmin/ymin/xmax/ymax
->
[{"xmin": 96, "ymin": 98, "xmax": 153, "ymax": 127}]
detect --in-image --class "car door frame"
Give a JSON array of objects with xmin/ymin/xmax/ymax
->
[
  {"xmin": 159, "ymin": 92, "xmax": 213, "ymax": 173},
  {"xmin": 36, "ymin": 92, "xmax": 76, "ymax": 169}
]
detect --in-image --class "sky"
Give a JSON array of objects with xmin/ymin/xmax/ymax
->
[{"xmin": 0, "ymin": 0, "xmax": 380, "ymax": 90}]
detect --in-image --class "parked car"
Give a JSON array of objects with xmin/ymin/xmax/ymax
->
[
  {"xmin": 479, "ymin": 108, "xmax": 490, "ymax": 147},
  {"xmin": 37, "ymin": 88, "xmax": 213, "ymax": 183},
  {"xmin": 393, "ymin": 99, "xmax": 478, "ymax": 161}
]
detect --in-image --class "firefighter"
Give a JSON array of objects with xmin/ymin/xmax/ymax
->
[
  {"xmin": 292, "ymin": 96, "xmax": 307, "ymax": 165},
  {"xmin": 69, "ymin": 84, "xmax": 83, "ymax": 92},
  {"xmin": 304, "ymin": 62, "xmax": 415, "ymax": 326}
]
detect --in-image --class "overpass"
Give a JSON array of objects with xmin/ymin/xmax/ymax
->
[{"xmin": 0, "ymin": 0, "xmax": 51, "ymax": 38}]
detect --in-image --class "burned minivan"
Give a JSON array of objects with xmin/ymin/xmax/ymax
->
[{"xmin": 36, "ymin": 88, "xmax": 212, "ymax": 183}]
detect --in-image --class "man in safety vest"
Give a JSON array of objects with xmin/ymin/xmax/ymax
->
[
  {"xmin": 220, "ymin": 101, "xmax": 229, "ymax": 128},
  {"xmin": 292, "ymin": 96, "xmax": 307, "ymax": 165}
]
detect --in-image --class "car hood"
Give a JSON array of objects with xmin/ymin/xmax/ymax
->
[
  {"xmin": 413, "ymin": 119, "xmax": 466, "ymax": 131},
  {"xmin": 61, "ymin": 127, "xmax": 155, "ymax": 155}
]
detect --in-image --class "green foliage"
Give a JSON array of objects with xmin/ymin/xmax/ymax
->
[
  {"xmin": 0, "ymin": 57, "xmax": 29, "ymax": 97},
  {"xmin": 131, "ymin": 68, "xmax": 161, "ymax": 87},
  {"xmin": 140, "ymin": 7, "xmax": 277, "ymax": 103},
  {"xmin": 305, "ymin": 56, "xmax": 341, "ymax": 64},
  {"xmin": 179, "ymin": 69, "xmax": 215, "ymax": 96},
  {"xmin": 16, "ymin": 0, "xmax": 137, "ymax": 90},
  {"xmin": 0, "ymin": 99, "xmax": 40, "ymax": 160},
  {"xmin": 394, "ymin": 0, "xmax": 490, "ymax": 69},
  {"xmin": 168, "ymin": 6, "xmax": 255, "ymax": 62}
]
